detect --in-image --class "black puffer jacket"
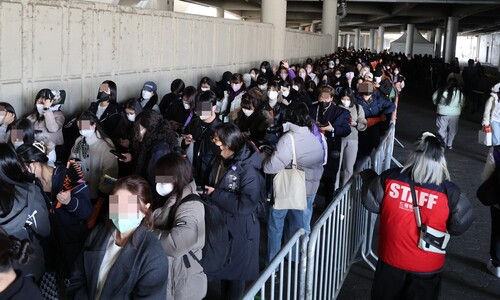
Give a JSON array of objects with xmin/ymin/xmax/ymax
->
[{"xmin": 207, "ymin": 142, "xmax": 265, "ymax": 280}]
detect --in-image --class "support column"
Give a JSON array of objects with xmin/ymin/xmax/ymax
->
[
  {"xmin": 261, "ymin": 0, "xmax": 287, "ymax": 64},
  {"xmin": 215, "ymin": 7, "xmax": 224, "ymax": 18},
  {"xmin": 435, "ymin": 27, "xmax": 443, "ymax": 58},
  {"xmin": 377, "ymin": 25, "xmax": 385, "ymax": 52},
  {"xmin": 310, "ymin": 22, "xmax": 316, "ymax": 33},
  {"xmin": 406, "ymin": 24, "xmax": 415, "ymax": 57},
  {"xmin": 429, "ymin": 29, "xmax": 436, "ymax": 43},
  {"xmin": 322, "ymin": 0, "xmax": 338, "ymax": 53},
  {"xmin": 444, "ymin": 17, "xmax": 459, "ymax": 63},
  {"xmin": 345, "ymin": 34, "xmax": 351, "ymax": 48},
  {"xmin": 354, "ymin": 28, "xmax": 361, "ymax": 50},
  {"xmin": 369, "ymin": 29, "xmax": 376, "ymax": 52}
]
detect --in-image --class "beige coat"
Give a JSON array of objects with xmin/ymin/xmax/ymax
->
[{"xmin": 28, "ymin": 110, "xmax": 65, "ymax": 146}]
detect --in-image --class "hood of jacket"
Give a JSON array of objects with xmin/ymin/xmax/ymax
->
[
  {"xmin": 0, "ymin": 183, "xmax": 33, "ymax": 233},
  {"xmin": 232, "ymin": 142, "xmax": 262, "ymax": 171}
]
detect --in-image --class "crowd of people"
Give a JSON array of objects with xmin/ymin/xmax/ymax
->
[{"xmin": 5, "ymin": 46, "xmax": 495, "ymax": 300}]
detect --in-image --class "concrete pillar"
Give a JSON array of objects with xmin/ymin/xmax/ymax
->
[
  {"xmin": 346, "ymin": 34, "xmax": 351, "ymax": 48},
  {"xmin": 435, "ymin": 27, "xmax": 443, "ymax": 58},
  {"xmin": 261, "ymin": 0, "xmax": 287, "ymax": 64},
  {"xmin": 369, "ymin": 29, "xmax": 376, "ymax": 52},
  {"xmin": 444, "ymin": 16, "xmax": 459, "ymax": 63},
  {"xmin": 377, "ymin": 25, "xmax": 385, "ymax": 52},
  {"xmin": 406, "ymin": 24, "xmax": 415, "ymax": 56},
  {"xmin": 354, "ymin": 28, "xmax": 361, "ymax": 50},
  {"xmin": 322, "ymin": 0, "xmax": 338, "ymax": 53},
  {"xmin": 310, "ymin": 22, "xmax": 316, "ymax": 33},
  {"xmin": 429, "ymin": 29, "xmax": 436, "ymax": 43},
  {"xmin": 215, "ymin": 7, "xmax": 224, "ymax": 18}
]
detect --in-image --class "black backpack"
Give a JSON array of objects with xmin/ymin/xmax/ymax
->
[{"xmin": 166, "ymin": 194, "xmax": 233, "ymax": 276}]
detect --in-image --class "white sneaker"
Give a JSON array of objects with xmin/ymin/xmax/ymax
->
[{"xmin": 487, "ymin": 260, "xmax": 500, "ymax": 278}]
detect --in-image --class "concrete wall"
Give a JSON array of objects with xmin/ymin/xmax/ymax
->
[
  {"xmin": 284, "ymin": 29, "xmax": 332, "ymax": 63},
  {"xmin": 0, "ymin": 0, "xmax": 331, "ymax": 118}
]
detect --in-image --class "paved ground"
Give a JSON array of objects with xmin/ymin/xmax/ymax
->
[{"xmin": 337, "ymin": 78, "xmax": 500, "ymax": 299}]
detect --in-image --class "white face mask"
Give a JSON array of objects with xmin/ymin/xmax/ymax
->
[
  {"xmin": 328, "ymin": 63, "xmax": 335, "ymax": 69},
  {"xmin": 232, "ymin": 84, "xmax": 242, "ymax": 92},
  {"xmin": 269, "ymin": 98, "xmax": 278, "ymax": 107},
  {"xmin": 183, "ymin": 102, "xmax": 191, "ymax": 110},
  {"xmin": 282, "ymin": 89, "xmax": 290, "ymax": 97},
  {"xmin": 36, "ymin": 104, "xmax": 44, "ymax": 115},
  {"xmin": 341, "ymin": 99, "xmax": 351, "ymax": 107},
  {"xmin": 346, "ymin": 72, "xmax": 355, "ymax": 80},
  {"xmin": 280, "ymin": 73, "xmax": 288, "ymax": 80},
  {"xmin": 142, "ymin": 90, "xmax": 153, "ymax": 100},
  {"xmin": 200, "ymin": 87, "xmax": 210, "ymax": 92},
  {"xmin": 127, "ymin": 114, "xmax": 136, "ymax": 122},
  {"xmin": 258, "ymin": 84, "xmax": 268, "ymax": 91},
  {"xmin": 375, "ymin": 77, "xmax": 382, "ymax": 84},
  {"xmin": 394, "ymin": 70, "xmax": 399, "ymax": 75},
  {"xmin": 242, "ymin": 108, "xmax": 254, "ymax": 117},
  {"xmin": 156, "ymin": 183, "xmax": 174, "ymax": 197},
  {"xmin": 268, "ymin": 91, "xmax": 278, "ymax": 100},
  {"xmin": 335, "ymin": 74, "xmax": 341, "ymax": 78},
  {"xmin": 299, "ymin": 72, "xmax": 306, "ymax": 79},
  {"xmin": 261, "ymin": 67, "xmax": 267, "ymax": 73},
  {"xmin": 292, "ymin": 85, "xmax": 299, "ymax": 91},
  {"xmin": 110, "ymin": 213, "xmax": 144, "ymax": 233},
  {"xmin": 79, "ymin": 129, "xmax": 95, "ymax": 139},
  {"xmin": 13, "ymin": 140, "xmax": 23, "ymax": 149}
]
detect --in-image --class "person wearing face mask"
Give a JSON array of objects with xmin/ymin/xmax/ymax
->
[
  {"xmin": 182, "ymin": 91, "xmax": 222, "ymax": 186},
  {"xmin": 166, "ymin": 86, "xmax": 198, "ymax": 134},
  {"xmin": 27, "ymin": 89, "xmax": 65, "ymax": 163},
  {"xmin": 138, "ymin": 81, "xmax": 159, "ymax": 111},
  {"xmin": 341, "ymin": 65, "xmax": 358, "ymax": 92},
  {"xmin": 17, "ymin": 144, "xmax": 92, "ymax": 280},
  {"xmin": 335, "ymin": 88, "xmax": 367, "ymax": 190},
  {"xmin": 112, "ymin": 99, "xmax": 143, "ymax": 177},
  {"xmin": 231, "ymin": 93, "xmax": 273, "ymax": 145},
  {"xmin": 305, "ymin": 63, "xmax": 319, "ymax": 85},
  {"xmin": 88, "ymin": 80, "xmax": 122, "ymax": 139},
  {"xmin": 122, "ymin": 109, "xmax": 178, "ymax": 186},
  {"xmin": 66, "ymin": 175, "xmax": 169, "ymax": 300},
  {"xmin": 0, "ymin": 102, "xmax": 17, "ymax": 143},
  {"xmin": 153, "ymin": 153, "xmax": 207, "ymax": 300},
  {"xmin": 355, "ymin": 82, "xmax": 395, "ymax": 159},
  {"xmin": 219, "ymin": 74, "xmax": 246, "ymax": 122},
  {"xmin": 256, "ymin": 75, "xmax": 269, "ymax": 101},
  {"xmin": 259, "ymin": 61, "xmax": 274, "ymax": 82},
  {"xmin": 70, "ymin": 111, "xmax": 118, "ymax": 201},
  {"xmin": 392, "ymin": 67, "xmax": 406, "ymax": 93},
  {"xmin": 204, "ymin": 123, "xmax": 265, "ymax": 300},
  {"xmin": 261, "ymin": 82, "xmax": 287, "ymax": 133},
  {"xmin": 278, "ymin": 59, "xmax": 296, "ymax": 83},
  {"xmin": 198, "ymin": 76, "xmax": 216, "ymax": 94},
  {"xmin": 310, "ymin": 86, "xmax": 351, "ymax": 206}
]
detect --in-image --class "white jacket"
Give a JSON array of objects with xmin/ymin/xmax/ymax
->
[{"xmin": 482, "ymin": 93, "xmax": 498, "ymax": 126}]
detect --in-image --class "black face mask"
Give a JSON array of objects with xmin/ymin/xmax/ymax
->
[{"xmin": 98, "ymin": 91, "xmax": 110, "ymax": 102}]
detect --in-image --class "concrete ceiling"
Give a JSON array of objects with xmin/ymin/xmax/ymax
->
[{"xmin": 181, "ymin": 0, "xmax": 500, "ymax": 35}]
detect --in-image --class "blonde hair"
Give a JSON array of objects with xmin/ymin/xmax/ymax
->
[{"xmin": 401, "ymin": 132, "xmax": 450, "ymax": 185}]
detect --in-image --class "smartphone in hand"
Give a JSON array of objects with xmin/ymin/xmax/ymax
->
[{"xmin": 110, "ymin": 150, "xmax": 127, "ymax": 161}]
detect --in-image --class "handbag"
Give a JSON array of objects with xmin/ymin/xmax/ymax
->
[
  {"xmin": 273, "ymin": 134, "xmax": 307, "ymax": 210},
  {"xmin": 409, "ymin": 179, "xmax": 450, "ymax": 254},
  {"xmin": 478, "ymin": 126, "xmax": 492, "ymax": 146}
]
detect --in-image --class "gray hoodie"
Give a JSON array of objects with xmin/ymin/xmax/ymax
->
[{"xmin": 263, "ymin": 123, "xmax": 324, "ymax": 197}]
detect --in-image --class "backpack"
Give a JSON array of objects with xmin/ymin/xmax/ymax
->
[{"xmin": 166, "ymin": 193, "xmax": 233, "ymax": 276}]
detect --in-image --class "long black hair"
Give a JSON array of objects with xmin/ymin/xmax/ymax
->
[
  {"xmin": 0, "ymin": 227, "xmax": 33, "ymax": 272},
  {"xmin": 33, "ymin": 89, "xmax": 55, "ymax": 119},
  {"xmin": 0, "ymin": 144, "xmax": 32, "ymax": 217},
  {"xmin": 437, "ymin": 77, "xmax": 461, "ymax": 106},
  {"xmin": 285, "ymin": 102, "xmax": 314, "ymax": 131},
  {"xmin": 154, "ymin": 153, "xmax": 193, "ymax": 211}
]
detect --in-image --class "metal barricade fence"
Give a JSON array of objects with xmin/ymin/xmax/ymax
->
[
  {"xmin": 242, "ymin": 125, "xmax": 396, "ymax": 300},
  {"xmin": 242, "ymin": 229, "xmax": 307, "ymax": 300}
]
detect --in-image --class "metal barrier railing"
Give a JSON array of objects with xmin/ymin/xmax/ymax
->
[
  {"xmin": 242, "ymin": 229, "xmax": 307, "ymax": 300},
  {"xmin": 242, "ymin": 124, "xmax": 396, "ymax": 300}
]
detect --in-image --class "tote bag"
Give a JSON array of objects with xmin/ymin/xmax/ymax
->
[
  {"xmin": 273, "ymin": 134, "xmax": 307, "ymax": 210},
  {"xmin": 478, "ymin": 126, "xmax": 492, "ymax": 146}
]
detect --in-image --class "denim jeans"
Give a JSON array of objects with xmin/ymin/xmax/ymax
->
[
  {"xmin": 267, "ymin": 195, "xmax": 315, "ymax": 262},
  {"xmin": 491, "ymin": 120, "xmax": 500, "ymax": 146}
]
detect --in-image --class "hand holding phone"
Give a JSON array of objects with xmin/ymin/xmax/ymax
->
[{"xmin": 110, "ymin": 150, "xmax": 127, "ymax": 161}]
